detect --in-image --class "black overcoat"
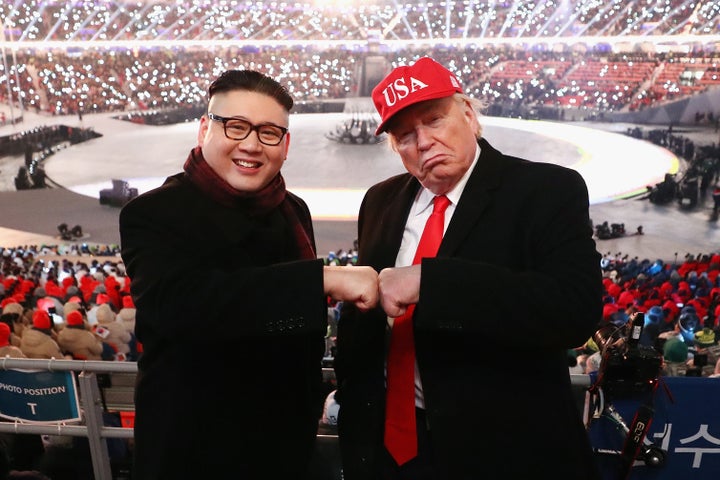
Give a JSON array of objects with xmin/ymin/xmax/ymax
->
[
  {"xmin": 335, "ymin": 138, "xmax": 603, "ymax": 479},
  {"xmin": 120, "ymin": 172, "xmax": 327, "ymax": 479}
]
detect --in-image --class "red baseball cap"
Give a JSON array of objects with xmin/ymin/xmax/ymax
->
[{"xmin": 371, "ymin": 57, "xmax": 464, "ymax": 135}]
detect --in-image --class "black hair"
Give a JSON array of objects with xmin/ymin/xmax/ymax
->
[
  {"xmin": 208, "ymin": 69, "xmax": 293, "ymax": 112},
  {"xmin": 0, "ymin": 312, "xmax": 20, "ymax": 327}
]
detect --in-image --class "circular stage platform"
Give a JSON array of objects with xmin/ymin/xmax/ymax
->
[{"xmin": 0, "ymin": 107, "xmax": 718, "ymax": 262}]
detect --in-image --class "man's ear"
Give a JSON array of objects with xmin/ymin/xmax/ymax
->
[
  {"xmin": 283, "ymin": 131, "xmax": 291, "ymax": 159},
  {"xmin": 197, "ymin": 115, "xmax": 210, "ymax": 145}
]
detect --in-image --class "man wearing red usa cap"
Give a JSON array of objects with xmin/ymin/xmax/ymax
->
[
  {"xmin": 335, "ymin": 56, "xmax": 603, "ymax": 479},
  {"xmin": 372, "ymin": 57, "xmax": 464, "ymax": 135}
]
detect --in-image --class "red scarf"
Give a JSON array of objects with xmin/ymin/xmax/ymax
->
[{"xmin": 183, "ymin": 146, "xmax": 316, "ymax": 260}]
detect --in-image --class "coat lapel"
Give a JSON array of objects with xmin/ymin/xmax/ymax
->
[
  {"xmin": 366, "ymin": 174, "xmax": 419, "ymax": 269},
  {"xmin": 439, "ymin": 138, "xmax": 504, "ymax": 257}
]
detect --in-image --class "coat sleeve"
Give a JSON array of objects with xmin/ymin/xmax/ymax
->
[
  {"xmin": 417, "ymin": 164, "xmax": 603, "ymax": 351},
  {"xmin": 119, "ymin": 183, "xmax": 327, "ymax": 343}
]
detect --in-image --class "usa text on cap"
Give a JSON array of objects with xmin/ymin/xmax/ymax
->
[{"xmin": 371, "ymin": 57, "xmax": 464, "ymax": 135}]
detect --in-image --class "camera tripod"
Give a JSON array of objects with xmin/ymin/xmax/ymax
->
[{"xmin": 585, "ymin": 374, "xmax": 672, "ymax": 480}]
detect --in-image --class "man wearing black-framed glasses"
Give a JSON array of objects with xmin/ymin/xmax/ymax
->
[
  {"xmin": 119, "ymin": 69, "xmax": 378, "ymax": 480},
  {"xmin": 207, "ymin": 112, "xmax": 288, "ymax": 146}
]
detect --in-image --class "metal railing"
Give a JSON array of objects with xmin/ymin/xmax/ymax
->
[
  {"xmin": 0, "ymin": 358, "xmax": 137, "ymax": 480},
  {"xmin": 0, "ymin": 357, "xmax": 596, "ymax": 480}
]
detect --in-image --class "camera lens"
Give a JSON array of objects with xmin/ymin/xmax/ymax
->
[{"xmin": 593, "ymin": 324, "xmax": 622, "ymax": 353}]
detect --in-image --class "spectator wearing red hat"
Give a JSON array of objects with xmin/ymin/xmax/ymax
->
[
  {"xmin": 606, "ymin": 282, "xmax": 622, "ymax": 300},
  {"xmin": 62, "ymin": 285, "xmax": 82, "ymax": 304},
  {"xmin": 617, "ymin": 290, "xmax": 636, "ymax": 310},
  {"xmin": 85, "ymin": 292, "xmax": 112, "ymax": 326},
  {"xmin": 117, "ymin": 295, "xmax": 136, "ymax": 331},
  {"xmin": 103, "ymin": 275, "xmax": 122, "ymax": 309},
  {"xmin": 609, "ymin": 290, "xmax": 639, "ymax": 325},
  {"xmin": 44, "ymin": 282, "xmax": 65, "ymax": 302},
  {"xmin": 0, "ymin": 322, "xmax": 25, "ymax": 358},
  {"xmin": 78, "ymin": 274, "xmax": 99, "ymax": 304},
  {"xmin": 1, "ymin": 302, "xmax": 27, "ymax": 347},
  {"xmin": 117, "ymin": 295, "xmax": 139, "ymax": 360},
  {"xmin": 685, "ymin": 297, "xmax": 708, "ymax": 321},
  {"xmin": 602, "ymin": 302, "xmax": 621, "ymax": 322},
  {"xmin": 93, "ymin": 291, "xmax": 112, "ymax": 308},
  {"xmin": 57, "ymin": 310, "xmax": 103, "ymax": 360},
  {"xmin": 29, "ymin": 287, "xmax": 46, "ymax": 312},
  {"xmin": 62, "ymin": 298, "xmax": 83, "ymax": 320},
  {"xmin": 19, "ymin": 310, "xmax": 68, "ymax": 359},
  {"xmin": 60, "ymin": 275, "xmax": 76, "ymax": 295},
  {"xmin": 94, "ymin": 303, "xmax": 132, "ymax": 359},
  {"xmin": 661, "ymin": 300, "xmax": 681, "ymax": 331}
]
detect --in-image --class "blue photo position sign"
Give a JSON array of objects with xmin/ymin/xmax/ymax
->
[{"xmin": 0, "ymin": 369, "xmax": 81, "ymax": 423}]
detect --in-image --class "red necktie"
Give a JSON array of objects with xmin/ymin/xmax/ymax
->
[{"xmin": 384, "ymin": 195, "xmax": 451, "ymax": 465}]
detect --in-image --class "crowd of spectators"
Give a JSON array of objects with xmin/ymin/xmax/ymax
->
[
  {"xmin": 2, "ymin": 0, "xmax": 718, "ymax": 43},
  {"xmin": 0, "ymin": 124, "xmax": 103, "ymax": 191},
  {"xmin": 0, "ymin": 0, "xmax": 717, "ymax": 119},
  {"xmin": 1, "ymin": 240, "xmax": 718, "ymax": 380},
  {"xmin": 1, "ymin": 239, "xmax": 719, "ymax": 476},
  {"xmin": 0, "ymin": 244, "xmax": 137, "ymax": 362},
  {"xmin": 4, "ymin": 124, "xmax": 99, "ymax": 187},
  {"xmin": 621, "ymin": 125, "xmax": 720, "ymax": 214},
  {"xmin": 0, "ymin": 246, "xmax": 135, "ymax": 479},
  {"xmin": 567, "ymin": 251, "xmax": 720, "ymax": 379},
  {"xmin": 0, "ymin": 45, "xmax": 718, "ymax": 120}
]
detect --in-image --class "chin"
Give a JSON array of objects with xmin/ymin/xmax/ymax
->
[{"xmin": 228, "ymin": 174, "xmax": 264, "ymax": 193}]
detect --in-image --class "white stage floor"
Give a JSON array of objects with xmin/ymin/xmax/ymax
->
[
  {"xmin": 43, "ymin": 112, "xmax": 678, "ymax": 214},
  {"xmin": 0, "ymin": 106, "xmax": 718, "ymax": 262}
]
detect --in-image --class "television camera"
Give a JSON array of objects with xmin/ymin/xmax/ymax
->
[
  {"xmin": 99, "ymin": 179, "xmax": 138, "ymax": 208},
  {"xmin": 585, "ymin": 312, "xmax": 669, "ymax": 479}
]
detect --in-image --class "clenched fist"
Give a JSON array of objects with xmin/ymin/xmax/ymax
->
[
  {"xmin": 378, "ymin": 264, "xmax": 421, "ymax": 318},
  {"xmin": 324, "ymin": 266, "xmax": 379, "ymax": 312}
]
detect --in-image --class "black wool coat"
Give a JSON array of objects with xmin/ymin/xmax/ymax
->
[
  {"xmin": 335, "ymin": 138, "xmax": 604, "ymax": 480},
  {"xmin": 120, "ymin": 172, "xmax": 327, "ymax": 480}
]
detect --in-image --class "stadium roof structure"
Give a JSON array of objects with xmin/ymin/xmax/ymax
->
[{"xmin": 0, "ymin": 0, "xmax": 719, "ymax": 51}]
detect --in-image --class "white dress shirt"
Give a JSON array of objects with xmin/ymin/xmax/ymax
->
[{"xmin": 387, "ymin": 144, "xmax": 480, "ymax": 408}]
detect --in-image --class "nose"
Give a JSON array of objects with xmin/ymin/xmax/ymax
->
[
  {"xmin": 236, "ymin": 129, "xmax": 263, "ymax": 150},
  {"xmin": 415, "ymin": 125, "xmax": 433, "ymax": 150}
]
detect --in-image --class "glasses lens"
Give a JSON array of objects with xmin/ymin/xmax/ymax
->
[
  {"xmin": 215, "ymin": 115, "xmax": 285, "ymax": 145},
  {"xmin": 223, "ymin": 118, "xmax": 252, "ymax": 140},
  {"xmin": 257, "ymin": 126, "xmax": 285, "ymax": 145}
]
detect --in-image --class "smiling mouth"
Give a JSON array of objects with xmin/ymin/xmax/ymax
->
[{"xmin": 234, "ymin": 159, "xmax": 260, "ymax": 168}]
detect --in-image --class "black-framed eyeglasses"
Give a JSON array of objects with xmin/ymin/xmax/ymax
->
[{"xmin": 207, "ymin": 112, "xmax": 288, "ymax": 146}]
